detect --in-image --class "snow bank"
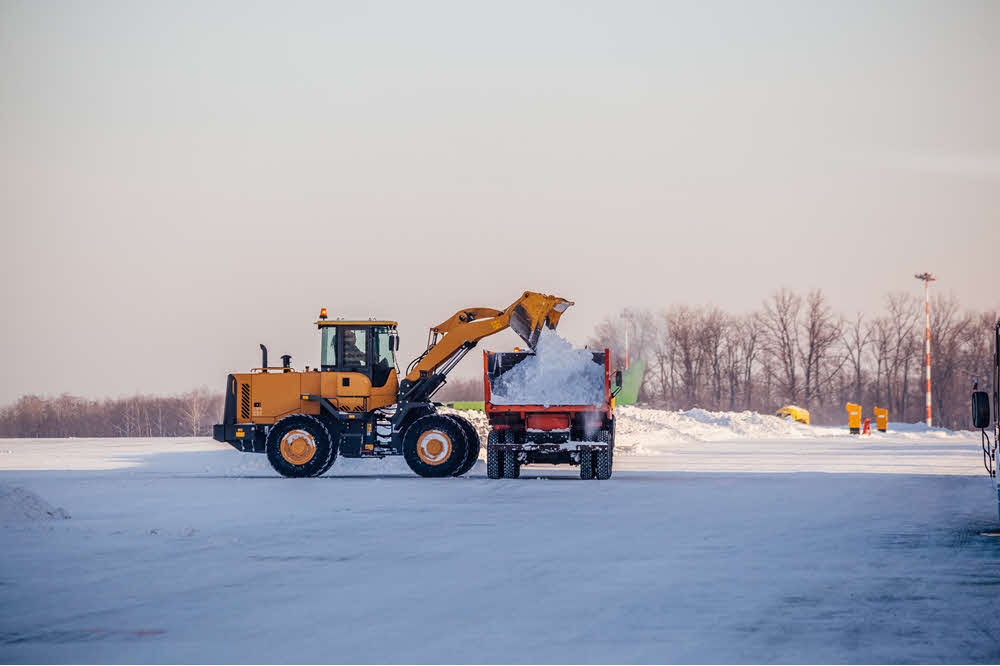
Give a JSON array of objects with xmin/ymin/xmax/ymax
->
[
  {"xmin": 489, "ymin": 330, "xmax": 605, "ymax": 406},
  {"xmin": 614, "ymin": 405, "xmax": 976, "ymax": 454},
  {"xmin": 0, "ymin": 484, "xmax": 70, "ymax": 521},
  {"xmin": 616, "ymin": 405, "xmax": 818, "ymax": 443}
]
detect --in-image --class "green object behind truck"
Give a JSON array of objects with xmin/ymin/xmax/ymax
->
[{"xmin": 615, "ymin": 359, "xmax": 645, "ymax": 406}]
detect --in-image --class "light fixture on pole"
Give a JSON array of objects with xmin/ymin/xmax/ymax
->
[
  {"xmin": 914, "ymin": 272, "xmax": 936, "ymax": 427},
  {"xmin": 619, "ymin": 310, "xmax": 632, "ymax": 370}
]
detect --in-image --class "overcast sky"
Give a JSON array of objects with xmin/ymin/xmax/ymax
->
[{"xmin": 2, "ymin": 0, "xmax": 998, "ymax": 403}]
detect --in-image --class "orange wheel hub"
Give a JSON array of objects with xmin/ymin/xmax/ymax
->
[
  {"xmin": 416, "ymin": 430, "xmax": 452, "ymax": 465},
  {"xmin": 280, "ymin": 429, "xmax": 317, "ymax": 465}
]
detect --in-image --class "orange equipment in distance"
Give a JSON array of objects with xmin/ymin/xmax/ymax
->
[
  {"xmin": 873, "ymin": 407, "xmax": 888, "ymax": 433},
  {"xmin": 846, "ymin": 403, "xmax": 862, "ymax": 434}
]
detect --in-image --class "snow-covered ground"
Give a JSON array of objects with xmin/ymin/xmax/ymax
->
[{"xmin": 2, "ymin": 409, "xmax": 999, "ymax": 663}]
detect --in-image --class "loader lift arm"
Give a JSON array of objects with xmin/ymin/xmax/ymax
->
[{"xmin": 398, "ymin": 291, "xmax": 573, "ymax": 403}]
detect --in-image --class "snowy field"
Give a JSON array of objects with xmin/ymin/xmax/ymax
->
[{"xmin": 2, "ymin": 409, "xmax": 999, "ymax": 663}]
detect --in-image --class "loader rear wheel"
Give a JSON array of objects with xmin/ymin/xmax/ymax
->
[
  {"xmin": 503, "ymin": 449, "xmax": 520, "ymax": 479},
  {"xmin": 266, "ymin": 415, "xmax": 335, "ymax": 478},
  {"xmin": 446, "ymin": 415, "xmax": 481, "ymax": 477},
  {"xmin": 403, "ymin": 414, "xmax": 467, "ymax": 478},
  {"xmin": 580, "ymin": 449, "xmax": 594, "ymax": 480}
]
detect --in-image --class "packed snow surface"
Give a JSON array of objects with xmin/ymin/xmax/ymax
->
[
  {"xmin": 1, "ymin": 412, "xmax": 996, "ymax": 663},
  {"xmin": 489, "ymin": 329, "xmax": 605, "ymax": 406}
]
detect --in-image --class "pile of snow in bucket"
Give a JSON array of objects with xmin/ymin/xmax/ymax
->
[
  {"xmin": 490, "ymin": 330, "xmax": 605, "ymax": 406},
  {"xmin": 0, "ymin": 484, "xmax": 70, "ymax": 521}
]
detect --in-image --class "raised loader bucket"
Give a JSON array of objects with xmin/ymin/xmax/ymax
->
[{"xmin": 508, "ymin": 292, "xmax": 574, "ymax": 350}]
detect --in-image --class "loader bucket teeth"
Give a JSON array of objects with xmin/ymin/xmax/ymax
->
[{"xmin": 508, "ymin": 293, "xmax": 574, "ymax": 350}]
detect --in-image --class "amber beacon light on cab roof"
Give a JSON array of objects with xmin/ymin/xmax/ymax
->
[{"xmin": 213, "ymin": 292, "xmax": 574, "ymax": 478}]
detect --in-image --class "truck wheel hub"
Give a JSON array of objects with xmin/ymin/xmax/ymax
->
[
  {"xmin": 417, "ymin": 430, "xmax": 451, "ymax": 465},
  {"xmin": 280, "ymin": 429, "xmax": 316, "ymax": 465}
]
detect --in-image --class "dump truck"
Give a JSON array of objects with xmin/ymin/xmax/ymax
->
[
  {"xmin": 213, "ymin": 291, "xmax": 572, "ymax": 478},
  {"xmin": 483, "ymin": 347, "xmax": 621, "ymax": 480}
]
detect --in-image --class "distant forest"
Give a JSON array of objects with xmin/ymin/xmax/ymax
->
[
  {"xmin": 0, "ymin": 390, "xmax": 223, "ymax": 438},
  {"xmin": 1, "ymin": 289, "xmax": 995, "ymax": 437},
  {"xmin": 589, "ymin": 289, "xmax": 996, "ymax": 429}
]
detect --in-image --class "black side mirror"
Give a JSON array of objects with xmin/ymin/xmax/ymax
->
[
  {"xmin": 615, "ymin": 370, "xmax": 623, "ymax": 388},
  {"xmin": 973, "ymin": 391, "xmax": 990, "ymax": 429}
]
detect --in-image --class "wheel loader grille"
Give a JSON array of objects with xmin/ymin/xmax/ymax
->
[{"xmin": 240, "ymin": 383, "xmax": 251, "ymax": 420}]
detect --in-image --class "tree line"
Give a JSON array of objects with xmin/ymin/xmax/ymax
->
[
  {"xmin": 0, "ymin": 390, "xmax": 223, "ymax": 438},
  {"xmin": 588, "ymin": 290, "xmax": 997, "ymax": 428}
]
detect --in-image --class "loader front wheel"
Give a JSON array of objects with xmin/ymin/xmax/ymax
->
[
  {"xmin": 446, "ymin": 415, "xmax": 481, "ymax": 477},
  {"xmin": 266, "ymin": 415, "xmax": 335, "ymax": 478},
  {"xmin": 403, "ymin": 414, "xmax": 467, "ymax": 478}
]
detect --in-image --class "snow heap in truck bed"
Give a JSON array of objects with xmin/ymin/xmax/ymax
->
[{"xmin": 489, "ymin": 329, "xmax": 605, "ymax": 406}]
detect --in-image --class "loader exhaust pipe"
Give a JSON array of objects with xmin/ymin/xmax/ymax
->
[
  {"xmin": 281, "ymin": 354, "xmax": 291, "ymax": 373},
  {"xmin": 260, "ymin": 344, "xmax": 268, "ymax": 373}
]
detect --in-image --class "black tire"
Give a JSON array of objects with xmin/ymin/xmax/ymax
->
[
  {"xmin": 579, "ymin": 449, "xmax": 594, "ymax": 480},
  {"xmin": 503, "ymin": 449, "xmax": 520, "ymax": 479},
  {"xmin": 266, "ymin": 414, "xmax": 335, "ymax": 478},
  {"xmin": 446, "ymin": 415, "xmax": 481, "ymax": 477},
  {"xmin": 402, "ymin": 414, "xmax": 468, "ymax": 478},
  {"xmin": 486, "ymin": 431, "xmax": 502, "ymax": 479},
  {"xmin": 595, "ymin": 449, "xmax": 612, "ymax": 480},
  {"xmin": 314, "ymin": 421, "xmax": 341, "ymax": 477},
  {"xmin": 595, "ymin": 429, "xmax": 613, "ymax": 480}
]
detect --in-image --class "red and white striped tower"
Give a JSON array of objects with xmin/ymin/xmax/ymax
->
[{"xmin": 915, "ymin": 272, "xmax": 936, "ymax": 426}]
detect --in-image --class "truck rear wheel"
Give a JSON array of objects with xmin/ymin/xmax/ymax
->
[
  {"xmin": 595, "ymin": 429, "xmax": 613, "ymax": 480},
  {"xmin": 595, "ymin": 449, "xmax": 612, "ymax": 480},
  {"xmin": 487, "ymin": 431, "xmax": 502, "ymax": 479},
  {"xmin": 503, "ymin": 449, "xmax": 520, "ymax": 479},
  {"xmin": 266, "ymin": 415, "xmax": 335, "ymax": 478},
  {"xmin": 403, "ymin": 414, "xmax": 468, "ymax": 478},
  {"xmin": 579, "ymin": 449, "xmax": 594, "ymax": 480},
  {"xmin": 446, "ymin": 415, "xmax": 481, "ymax": 477}
]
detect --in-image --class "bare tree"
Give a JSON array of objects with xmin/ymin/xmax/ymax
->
[
  {"xmin": 181, "ymin": 388, "xmax": 211, "ymax": 437},
  {"xmin": 842, "ymin": 312, "xmax": 870, "ymax": 403},
  {"xmin": 797, "ymin": 289, "xmax": 841, "ymax": 409},
  {"xmin": 762, "ymin": 289, "xmax": 802, "ymax": 403},
  {"xmin": 738, "ymin": 313, "xmax": 763, "ymax": 410}
]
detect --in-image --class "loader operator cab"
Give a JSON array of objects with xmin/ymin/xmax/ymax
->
[{"xmin": 318, "ymin": 319, "xmax": 398, "ymax": 388}]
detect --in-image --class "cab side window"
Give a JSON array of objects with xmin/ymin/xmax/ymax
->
[
  {"xmin": 320, "ymin": 326, "xmax": 338, "ymax": 368},
  {"xmin": 341, "ymin": 327, "xmax": 367, "ymax": 367}
]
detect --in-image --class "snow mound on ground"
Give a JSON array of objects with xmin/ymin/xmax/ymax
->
[
  {"xmin": 615, "ymin": 406, "xmax": 975, "ymax": 451},
  {"xmin": 617, "ymin": 405, "xmax": 818, "ymax": 443},
  {"xmin": 439, "ymin": 407, "xmax": 490, "ymax": 442},
  {"xmin": 489, "ymin": 330, "xmax": 605, "ymax": 406},
  {"xmin": 0, "ymin": 485, "xmax": 70, "ymax": 521}
]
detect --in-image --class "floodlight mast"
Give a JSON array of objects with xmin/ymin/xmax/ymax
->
[{"xmin": 914, "ymin": 272, "xmax": 936, "ymax": 426}]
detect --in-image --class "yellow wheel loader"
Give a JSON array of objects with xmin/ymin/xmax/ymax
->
[{"xmin": 212, "ymin": 291, "xmax": 573, "ymax": 478}]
